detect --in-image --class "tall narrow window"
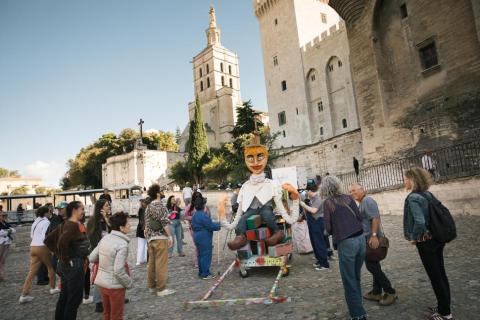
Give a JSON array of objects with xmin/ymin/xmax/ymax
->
[
  {"xmin": 206, "ymin": 64, "xmax": 210, "ymax": 73},
  {"xmin": 281, "ymin": 80, "xmax": 287, "ymax": 91},
  {"xmin": 400, "ymin": 3, "xmax": 408, "ymax": 19},
  {"xmin": 282, "ymin": 130, "xmax": 286, "ymax": 138},
  {"xmin": 200, "ymin": 81, "xmax": 204, "ymax": 91},
  {"xmin": 229, "ymin": 78, "xmax": 233, "ymax": 88},
  {"xmin": 342, "ymin": 119, "xmax": 347, "ymax": 128},
  {"xmin": 278, "ymin": 111, "xmax": 286, "ymax": 126},
  {"xmin": 274, "ymin": 18, "xmax": 278, "ymax": 25},
  {"xmin": 228, "ymin": 65, "xmax": 232, "ymax": 75},
  {"xmin": 220, "ymin": 62, "xmax": 224, "ymax": 72},
  {"xmin": 320, "ymin": 126, "xmax": 324, "ymax": 136},
  {"xmin": 221, "ymin": 76, "xmax": 225, "ymax": 86},
  {"xmin": 199, "ymin": 68, "xmax": 203, "ymax": 77},
  {"xmin": 418, "ymin": 40, "xmax": 439, "ymax": 71},
  {"xmin": 321, "ymin": 13, "xmax": 327, "ymax": 24},
  {"xmin": 338, "ymin": 60, "xmax": 343, "ymax": 67},
  {"xmin": 317, "ymin": 101, "xmax": 323, "ymax": 112},
  {"xmin": 310, "ymin": 74, "xmax": 316, "ymax": 81},
  {"xmin": 328, "ymin": 64, "xmax": 334, "ymax": 72},
  {"xmin": 273, "ymin": 56, "xmax": 278, "ymax": 67},
  {"xmin": 296, "ymin": 108, "xmax": 298, "ymax": 115},
  {"xmin": 207, "ymin": 77, "xmax": 210, "ymax": 88}
]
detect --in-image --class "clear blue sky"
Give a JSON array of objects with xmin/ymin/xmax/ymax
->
[{"xmin": 0, "ymin": 0, "xmax": 267, "ymax": 187}]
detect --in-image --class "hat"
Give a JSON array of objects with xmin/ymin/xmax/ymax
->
[
  {"xmin": 55, "ymin": 201, "xmax": 68, "ymax": 209},
  {"xmin": 305, "ymin": 179, "xmax": 318, "ymax": 191}
]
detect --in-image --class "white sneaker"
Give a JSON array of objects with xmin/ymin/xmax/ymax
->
[
  {"xmin": 19, "ymin": 295, "xmax": 34, "ymax": 304},
  {"xmin": 49, "ymin": 288, "xmax": 61, "ymax": 295},
  {"xmin": 82, "ymin": 296, "xmax": 94, "ymax": 304},
  {"xmin": 314, "ymin": 266, "xmax": 330, "ymax": 271},
  {"xmin": 157, "ymin": 288, "xmax": 175, "ymax": 297}
]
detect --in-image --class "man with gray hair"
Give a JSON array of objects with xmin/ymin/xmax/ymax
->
[{"xmin": 349, "ymin": 183, "xmax": 397, "ymax": 306}]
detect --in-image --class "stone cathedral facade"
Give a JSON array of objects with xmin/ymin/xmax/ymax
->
[{"xmin": 179, "ymin": 6, "xmax": 243, "ymax": 152}]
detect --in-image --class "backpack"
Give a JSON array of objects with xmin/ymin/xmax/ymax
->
[{"xmin": 417, "ymin": 192, "xmax": 457, "ymax": 243}]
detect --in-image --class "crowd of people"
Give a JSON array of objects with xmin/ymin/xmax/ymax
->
[{"xmin": 0, "ymin": 165, "xmax": 455, "ymax": 320}]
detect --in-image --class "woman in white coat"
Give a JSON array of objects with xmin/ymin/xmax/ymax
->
[{"xmin": 89, "ymin": 212, "xmax": 133, "ymax": 320}]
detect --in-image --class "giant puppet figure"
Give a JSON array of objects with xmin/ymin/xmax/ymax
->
[{"xmin": 219, "ymin": 134, "xmax": 300, "ymax": 250}]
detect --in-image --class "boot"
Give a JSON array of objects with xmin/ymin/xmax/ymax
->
[
  {"xmin": 227, "ymin": 235, "xmax": 248, "ymax": 250},
  {"xmin": 95, "ymin": 302, "xmax": 103, "ymax": 313},
  {"xmin": 363, "ymin": 290, "xmax": 382, "ymax": 301},
  {"xmin": 265, "ymin": 230, "xmax": 285, "ymax": 247}
]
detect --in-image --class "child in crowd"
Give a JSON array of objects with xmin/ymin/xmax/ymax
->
[{"xmin": 191, "ymin": 195, "xmax": 220, "ymax": 280}]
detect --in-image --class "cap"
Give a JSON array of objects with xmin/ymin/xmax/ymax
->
[
  {"xmin": 55, "ymin": 201, "xmax": 68, "ymax": 209},
  {"xmin": 305, "ymin": 179, "xmax": 318, "ymax": 191}
]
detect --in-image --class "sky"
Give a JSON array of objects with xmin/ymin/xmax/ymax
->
[{"xmin": 0, "ymin": 0, "xmax": 267, "ymax": 187}]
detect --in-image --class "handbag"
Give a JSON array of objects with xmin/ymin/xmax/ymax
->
[{"xmin": 365, "ymin": 224, "xmax": 389, "ymax": 262}]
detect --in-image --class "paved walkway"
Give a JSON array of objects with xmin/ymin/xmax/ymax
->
[{"xmin": 2, "ymin": 215, "xmax": 479, "ymax": 319}]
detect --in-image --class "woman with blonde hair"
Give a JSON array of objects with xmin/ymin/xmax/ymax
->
[{"xmin": 403, "ymin": 167, "xmax": 454, "ymax": 320}]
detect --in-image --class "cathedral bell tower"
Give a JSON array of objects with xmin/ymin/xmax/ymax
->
[{"xmin": 178, "ymin": 5, "xmax": 243, "ymax": 151}]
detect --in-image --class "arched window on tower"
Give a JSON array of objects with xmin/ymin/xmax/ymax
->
[
  {"xmin": 199, "ymin": 68, "xmax": 203, "ymax": 77},
  {"xmin": 338, "ymin": 60, "xmax": 343, "ymax": 67},
  {"xmin": 228, "ymin": 65, "xmax": 232, "ymax": 75},
  {"xmin": 220, "ymin": 63, "xmax": 224, "ymax": 72},
  {"xmin": 342, "ymin": 119, "xmax": 348, "ymax": 128},
  {"xmin": 229, "ymin": 78, "xmax": 233, "ymax": 88},
  {"xmin": 206, "ymin": 64, "xmax": 210, "ymax": 73},
  {"xmin": 207, "ymin": 77, "xmax": 210, "ymax": 88},
  {"xmin": 200, "ymin": 81, "xmax": 204, "ymax": 91},
  {"xmin": 221, "ymin": 76, "xmax": 225, "ymax": 86}
]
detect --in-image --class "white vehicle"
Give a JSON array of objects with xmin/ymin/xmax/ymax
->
[{"xmin": 110, "ymin": 185, "xmax": 144, "ymax": 217}]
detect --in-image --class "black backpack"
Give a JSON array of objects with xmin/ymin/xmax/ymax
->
[{"xmin": 417, "ymin": 192, "xmax": 457, "ymax": 243}]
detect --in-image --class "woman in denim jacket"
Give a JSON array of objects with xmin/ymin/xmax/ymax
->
[{"xmin": 403, "ymin": 167, "xmax": 453, "ymax": 320}]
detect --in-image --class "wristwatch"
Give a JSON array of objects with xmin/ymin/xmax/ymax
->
[{"xmin": 372, "ymin": 232, "xmax": 378, "ymax": 237}]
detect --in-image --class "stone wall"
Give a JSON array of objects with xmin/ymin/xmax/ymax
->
[
  {"xmin": 329, "ymin": 0, "xmax": 480, "ymax": 163},
  {"xmin": 369, "ymin": 176, "xmax": 480, "ymax": 216},
  {"xmin": 271, "ymin": 129, "xmax": 363, "ymax": 177}
]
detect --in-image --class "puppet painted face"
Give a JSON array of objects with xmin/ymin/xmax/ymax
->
[{"xmin": 244, "ymin": 145, "xmax": 269, "ymax": 174}]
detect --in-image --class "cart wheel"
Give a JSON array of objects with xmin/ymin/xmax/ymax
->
[
  {"xmin": 282, "ymin": 267, "xmax": 290, "ymax": 277},
  {"xmin": 239, "ymin": 269, "xmax": 249, "ymax": 278}
]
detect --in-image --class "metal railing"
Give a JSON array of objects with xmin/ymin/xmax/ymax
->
[{"xmin": 337, "ymin": 140, "xmax": 480, "ymax": 193}]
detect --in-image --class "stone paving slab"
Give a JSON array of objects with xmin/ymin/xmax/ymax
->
[{"xmin": 2, "ymin": 215, "xmax": 479, "ymax": 319}]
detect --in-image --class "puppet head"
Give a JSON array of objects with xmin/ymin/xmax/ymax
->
[{"xmin": 244, "ymin": 134, "xmax": 269, "ymax": 175}]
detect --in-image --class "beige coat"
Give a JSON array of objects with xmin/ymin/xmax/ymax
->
[{"xmin": 89, "ymin": 230, "xmax": 133, "ymax": 289}]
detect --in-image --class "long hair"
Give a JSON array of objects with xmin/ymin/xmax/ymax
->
[
  {"xmin": 86, "ymin": 198, "xmax": 109, "ymax": 248},
  {"xmin": 66, "ymin": 201, "xmax": 83, "ymax": 218},
  {"xmin": 319, "ymin": 176, "xmax": 344, "ymax": 199},
  {"xmin": 166, "ymin": 195, "xmax": 175, "ymax": 210},
  {"xmin": 405, "ymin": 167, "xmax": 432, "ymax": 192}
]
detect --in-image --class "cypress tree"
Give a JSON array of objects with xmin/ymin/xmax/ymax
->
[{"xmin": 187, "ymin": 97, "xmax": 209, "ymax": 184}]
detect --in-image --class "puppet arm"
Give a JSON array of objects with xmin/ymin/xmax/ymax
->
[{"xmin": 220, "ymin": 205, "xmax": 243, "ymax": 231}]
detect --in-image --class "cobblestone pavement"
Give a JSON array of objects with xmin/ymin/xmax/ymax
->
[{"xmin": 2, "ymin": 215, "xmax": 478, "ymax": 320}]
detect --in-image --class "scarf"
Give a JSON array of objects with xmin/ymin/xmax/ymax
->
[{"xmin": 249, "ymin": 173, "xmax": 266, "ymax": 185}]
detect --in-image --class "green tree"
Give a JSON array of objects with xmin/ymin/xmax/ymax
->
[
  {"xmin": 10, "ymin": 186, "xmax": 28, "ymax": 195},
  {"xmin": 230, "ymin": 100, "xmax": 263, "ymax": 138},
  {"xmin": 168, "ymin": 161, "xmax": 190, "ymax": 186},
  {"xmin": 187, "ymin": 97, "xmax": 209, "ymax": 184},
  {"xmin": 175, "ymin": 126, "xmax": 182, "ymax": 145},
  {"xmin": 0, "ymin": 168, "xmax": 20, "ymax": 178},
  {"xmin": 62, "ymin": 128, "xmax": 178, "ymax": 189},
  {"xmin": 202, "ymin": 152, "xmax": 232, "ymax": 184}
]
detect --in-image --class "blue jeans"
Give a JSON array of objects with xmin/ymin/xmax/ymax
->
[
  {"xmin": 338, "ymin": 234, "xmax": 367, "ymax": 319},
  {"xmin": 193, "ymin": 230, "xmax": 213, "ymax": 277},
  {"xmin": 235, "ymin": 205, "xmax": 279, "ymax": 235},
  {"xmin": 306, "ymin": 215, "xmax": 329, "ymax": 268},
  {"xmin": 168, "ymin": 220, "xmax": 183, "ymax": 256}
]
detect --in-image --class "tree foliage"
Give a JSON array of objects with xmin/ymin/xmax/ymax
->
[
  {"xmin": 10, "ymin": 186, "xmax": 28, "ymax": 195},
  {"xmin": 230, "ymin": 100, "xmax": 264, "ymax": 138},
  {"xmin": 187, "ymin": 97, "xmax": 209, "ymax": 184},
  {"xmin": 168, "ymin": 161, "xmax": 191, "ymax": 186},
  {"xmin": 63, "ymin": 129, "xmax": 179, "ymax": 189},
  {"xmin": 0, "ymin": 168, "xmax": 20, "ymax": 178}
]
